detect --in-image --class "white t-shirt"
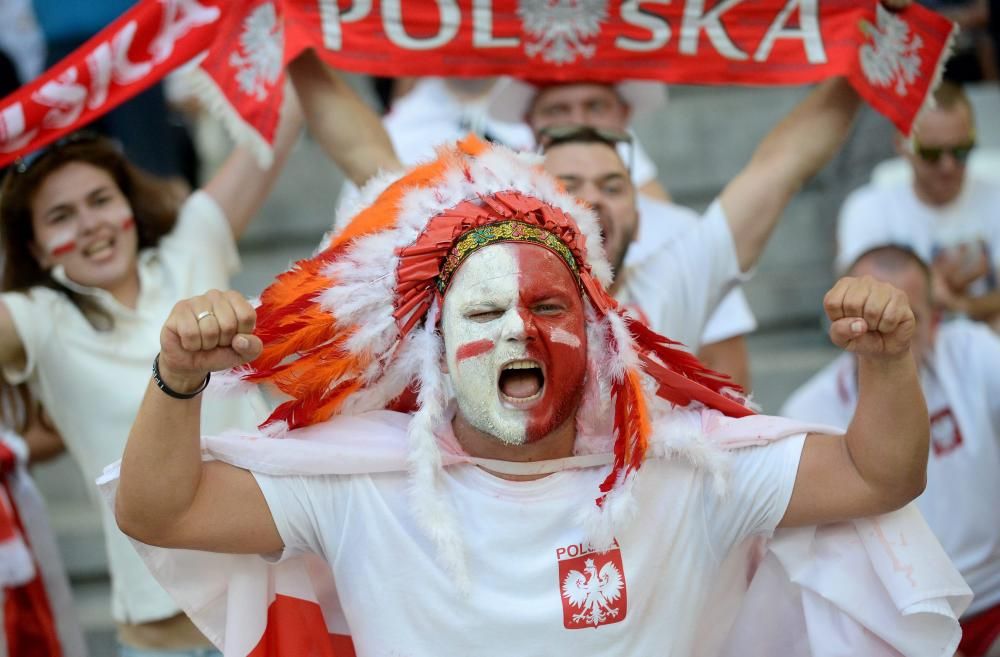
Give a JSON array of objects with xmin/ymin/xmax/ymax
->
[
  {"xmin": 615, "ymin": 199, "xmax": 745, "ymax": 351},
  {"xmin": 623, "ymin": 195, "xmax": 756, "ymax": 348},
  {"xmin": 781, "ymin": 320, "xmax": 1000, "ymax": 615},
  {"xmin": 1, "ymin": 191, "xmax": 269, "ymax": 623},
  {"xmin": 254, "ymin": 434, "xmax": 804, "ymax": 656},
  {"xmin": 836, "ymin": 178, "xmax": 1000, "ymax": 296}
]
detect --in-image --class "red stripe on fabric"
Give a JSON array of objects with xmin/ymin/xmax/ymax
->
[
  {"xmin": 0, "ymin": 443, "xmax": 14, "ymax": 475},
  {"xmin": 959, "ymin": 600, "xmax": 1000, "ymax": 657},
  {"xmin": 1, "ymin": 479, "xmax": 61, "ymax": 657},
  {"xmin": 247, "ymin": 594, "xmax": 356, "ymax": 657}
]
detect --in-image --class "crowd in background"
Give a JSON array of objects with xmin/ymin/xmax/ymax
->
[{"xmin": 0, "ymin": 0, "xmax": 998, "ymax": 655}]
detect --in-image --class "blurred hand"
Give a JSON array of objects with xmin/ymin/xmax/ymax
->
[
  {"xmin": 824, "ymin": 276, "xmax": 916, "ymax": 360},
  {"xmin": 158, "ymin": 290, "xmax": 262, "ymax": 393},
  {"xmin": 933, "ymin": 243, "xmax": 989, "ymax": 294}
]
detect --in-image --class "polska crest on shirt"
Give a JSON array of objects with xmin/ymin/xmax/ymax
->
[
  {"xmin": 557, "ymin": 538, "xmax": 627, "ymax": 629},
  {"xmin": 930, "ymin": 408, "xmax": 963, "ymax": 456}
]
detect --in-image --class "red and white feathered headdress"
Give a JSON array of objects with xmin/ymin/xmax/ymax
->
[{"xmin": 232, "ymin": 136, "xmax": 750, "ymax": 581}]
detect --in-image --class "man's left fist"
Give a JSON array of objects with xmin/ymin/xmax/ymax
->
[{"xmin": 823, "ymin": 276, "xmax": 916, "ymax": 359}]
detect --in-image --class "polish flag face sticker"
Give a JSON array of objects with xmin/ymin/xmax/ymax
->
[
  {"xmin": 43, "ymin": 227, "xmax": 77, "ymax": 258},
  {"xmin": 557, "ymin": 539, "xmax": 627, "ymax": 629},
  {"xmin": 40, "ymin": 216, "xmax": 135, "ymax": 259}
]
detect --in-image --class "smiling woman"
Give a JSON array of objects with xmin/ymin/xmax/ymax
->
[
  {"xmin": 0, "ymin": 109, "xmax": 303, "ymax": 655},
  {"xmin": 1, "ymin": 134, "xmax": 180, "ymax": 330}
]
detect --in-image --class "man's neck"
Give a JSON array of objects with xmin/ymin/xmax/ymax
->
[
  {"xmin": 911, "ymin": 181, "xmax": 962, "ymax": 209},
  {"xmin": 451, "ymin": 413, "xmax": 577, "ymax": 481}
]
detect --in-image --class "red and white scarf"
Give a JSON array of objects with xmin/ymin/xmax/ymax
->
[
  {"xmin": 0, "ymin": 432, "xmax": 86, "ymax": 657},
  {"xmin": 0, "ymin": 0, "xmax": 955, "ymax": 167}
]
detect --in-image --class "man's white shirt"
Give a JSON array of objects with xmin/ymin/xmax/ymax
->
[
  {"xmin": 615, "ymin": 199, "xmax": 749, "ymax": 351},
  {"xmin": 782, "ymin": 319, "xmax": 1000, "ymax": 616},
  {"xmin": 836, "ymin": 178, "xmax": 1000, "ymax": 298},
  {"xmin": 254, "ymin": 434, "xmax": 803, "ymax": 656}
]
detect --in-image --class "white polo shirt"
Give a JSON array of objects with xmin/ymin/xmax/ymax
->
[{"xmin": 1, "ymin": 191, "xmax": 269, "ymax": 623}]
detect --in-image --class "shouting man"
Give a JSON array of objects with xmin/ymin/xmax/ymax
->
[{"xmin": 109, "ymin": 134, "xmax": 964, "ymax": 656}]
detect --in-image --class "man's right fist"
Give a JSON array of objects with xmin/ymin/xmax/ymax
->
[{"xmin": 157, "ymin": 290, "xmax": 262, "ymax": 394}]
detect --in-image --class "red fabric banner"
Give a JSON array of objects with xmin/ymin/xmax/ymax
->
[{"xmin": 0, "ymin": 0, "xmax": 955, "ymax": 168}]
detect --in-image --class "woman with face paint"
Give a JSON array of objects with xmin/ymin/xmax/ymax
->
[{"xmin": 0, "ymin": 100, "xmax": 304, "ymax": 655}]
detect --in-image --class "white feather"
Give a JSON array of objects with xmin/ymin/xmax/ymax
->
[
  {"xmin": 205, "ymin": 366, "xmax": 259, "ymax": 399},
  {"xmin": 405, "ymin": 301, "xmax": 470, "ymax": 591}
]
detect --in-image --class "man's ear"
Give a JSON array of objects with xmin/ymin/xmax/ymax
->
[
  {"xmin": 894, "ymin": 132, "xmax": 910, "ymax": 158},
  {"xmin": 621, "ymin": 101, "xmax": 632, "ymax": 126},
  {"xmin": 437, "ymin": 329, "xmax": 450, "ymax": 375}
]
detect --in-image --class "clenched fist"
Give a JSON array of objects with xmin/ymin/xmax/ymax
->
[
  {"xmin": 824, "ymin": 276, "xmax": 916, "ymax": 359},
  {"xmin": 157, "ymin": 290, "xmax": 263, "ymax": 394}
]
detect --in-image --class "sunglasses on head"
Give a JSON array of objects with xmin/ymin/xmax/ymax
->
[
  {"xmin": 536, "ymin": 125, "xmax": 634, "ymax": 176},
  {"xmin": 11, "ymin": 130, "xmax": 110, "ymax": 177},
  {"xmin": 910, "ymin": 138, "xmax": 975, "ymax": 165}
]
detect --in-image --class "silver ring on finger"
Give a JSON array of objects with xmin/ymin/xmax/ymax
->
[{"xmin": 196, "ymin": 310, "xmax": 216, "ymax": 323}]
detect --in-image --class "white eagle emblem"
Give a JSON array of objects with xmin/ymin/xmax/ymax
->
[
  {"xmin": 229, "ymin": 2, "xmax": 284, "ymax": 100},
  {"xmin": 859, "ymin": 3, "xmax": 923, "ymax": 96},
  {"xmin": 518, "ymin": 0, "xmax": 608, "ymax": 65},
  {"xmin": 561, "ymin": 557, "xmax": 624, "ymax": 626}
]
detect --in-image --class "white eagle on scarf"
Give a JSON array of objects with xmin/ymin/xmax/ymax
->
[
  {"xmin": 229, "ymin": 2, "xmax": 284, "ymax": 101},
  {"xmin": 859, "ymin": 2, "xmax": 924, "ymax": 96},
  {"xmin": 518, "ymin": 0, "xmax": 608, "ymax": 64}
]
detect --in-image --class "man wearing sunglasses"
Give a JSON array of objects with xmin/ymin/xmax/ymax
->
[
  {"xmin": 837, "ymin": 81, "xmax": 1000, "ymax": 331},
  {"xmin": 488, "ymin": 79, "xmax": 759, "ymax": 390}
]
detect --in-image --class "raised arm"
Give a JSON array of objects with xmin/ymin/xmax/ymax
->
[
  {"xmin": 780, "ymin": 276, "xmax": 928, "ymax": 527},
  {"xmin": 287, "ymin": 49, "xmax": 401, "ymax": 186},
  {"xmin": 115, "ymin": 291, "xmax": 281, "ymax": 553},
  {"xmin": 721, "ymin": 78, "xmax": 861, "ymax": 272},
  {"xmin": 202, "ymin": 92, "xmax": 304, "ymax": 240}
]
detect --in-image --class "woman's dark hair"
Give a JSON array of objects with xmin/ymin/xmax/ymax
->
[{"xmin": 0, "ymin": 134, "xmax": 183, "ymax": 327}]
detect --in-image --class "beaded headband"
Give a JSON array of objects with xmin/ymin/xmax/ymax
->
[{"xmin": 436, "ymin": 220, "xmax": 580, "ymax": 294}]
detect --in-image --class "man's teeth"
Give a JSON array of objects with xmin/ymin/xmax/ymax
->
[{"xmin": 503, "ymin": 359, "xmax": 540, "ymax": 371}]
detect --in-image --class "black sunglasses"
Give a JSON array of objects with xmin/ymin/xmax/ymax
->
[
  {"xmin": 536, "ymin": 125, "xmax": 634, "ymax": 176},
  {"xmin": 912, "ymin": 139, "xmax": 975, "ymax": 165}
]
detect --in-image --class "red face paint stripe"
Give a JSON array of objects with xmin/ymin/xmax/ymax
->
[
  {"xmin": 456, "ymin": 339, "xmax": 494, "ymax": 361},
  {"xmin": 513, "ymin": 243, "xmax": 589, "ymax": 444},
  {"xmin": 49, "ymin": 240, "xmax": 76, "ymax": 257},
  {"xmin": 121, "ymin": 217, "xmax": 135, "ymax": 230}
]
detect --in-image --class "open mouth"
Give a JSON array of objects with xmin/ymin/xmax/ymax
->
[
  {"xmin": 83, "ymin": 237, "xmax": 115, "ymax": 260},
  {"xmin": 498, "ymin": 359, "xmax": 545, "ymax": 405}
]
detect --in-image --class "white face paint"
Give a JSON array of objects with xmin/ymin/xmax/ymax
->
[
  {"xmin": 442, "ymin": 244, "xmax": 531, "ymax": 444},
  {"xmin": 441, "ymin": 242, "xmax": 589, "ymax": 446}
]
